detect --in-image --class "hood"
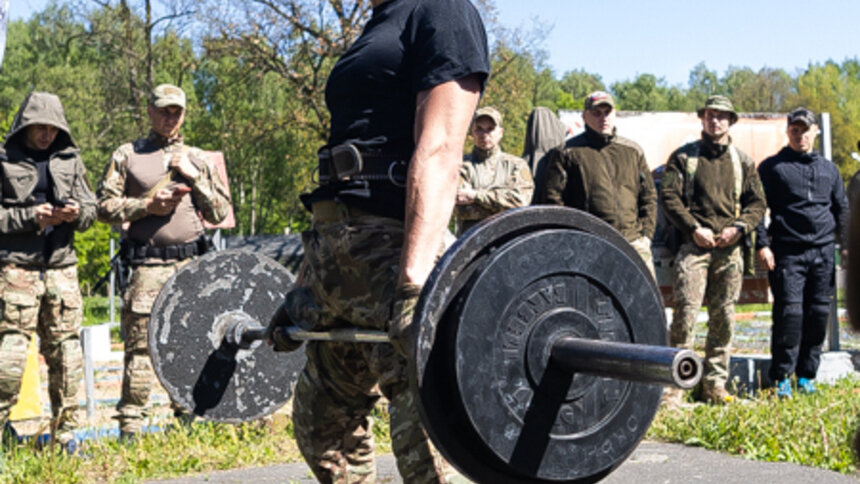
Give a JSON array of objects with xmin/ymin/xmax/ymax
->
[
  {"xmin": 4, "ymin": 91, "xmax": 76, "ymax": 152},
  {"xmin": 522, "ymin": 107, "xmax": 567, "ymax": 172}
]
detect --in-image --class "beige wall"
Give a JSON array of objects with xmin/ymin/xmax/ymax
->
[{"xmin": 558, "ymin": 111, "xmax": 789, "ymax": 170}]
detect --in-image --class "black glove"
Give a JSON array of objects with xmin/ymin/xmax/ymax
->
[{"xmin": 264, "ymin": 300, "xmax": 303, "ymax": 353}]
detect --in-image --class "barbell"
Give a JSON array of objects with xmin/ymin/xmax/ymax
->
[{"xmin": 148, "ymin": 206, "xmax": 703, "ymax": 483}]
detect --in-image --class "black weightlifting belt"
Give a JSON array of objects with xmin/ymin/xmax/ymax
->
[{"xmin": 317, "ymin": 144, "xmax": 407, "ymax": 186}]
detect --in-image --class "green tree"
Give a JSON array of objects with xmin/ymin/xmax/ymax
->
[
  {"xmin": 794, "ymin": 60, "xmax": 860, "ymax": 181},
  {"xmin": 687, "ymin": 62, "xmax": 721, "ymax": 107},
  {"xmin": 611, "ymin": 74, "xmax": 676, "ymax": 111},
  {"xmin": 558, "ymin": 69, "xmax": 605, "ymax": 109},
  {"xmin": 723, "ymin": 66, "xmax": 794, "ymax": 113}
]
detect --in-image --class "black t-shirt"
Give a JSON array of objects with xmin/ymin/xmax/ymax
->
[{"xmin": 311, "ymin": 0, "xmax": 490, "ymax": 220}]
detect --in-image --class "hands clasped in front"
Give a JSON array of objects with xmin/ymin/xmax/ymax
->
[{"xmin": 692, "ymin": 225, "xmax": 742, "ymax": 250}]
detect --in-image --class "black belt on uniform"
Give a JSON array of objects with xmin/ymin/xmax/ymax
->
[
  {"xmin": 317, "ymin": 144, "xmax": 407, "ymax": 186},
  {"xmin": 122, "ymin": 235, "xmax": 212, "ymax": 264}
]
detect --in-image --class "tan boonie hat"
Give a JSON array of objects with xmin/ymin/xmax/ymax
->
[
  {"xmin": 584, "ymin": 91, "xmax": 615, "ymax": 111},
  {"xmin": 473, "ymin": 106, "xmax": 503, "ymax": 128},
  {"xmin": 697, "ymin": 95, "xmax": 738, "ymax": 124},
  {"xmin": 151, "ymin": 84, "xmax": 186, "ymax": 109}
]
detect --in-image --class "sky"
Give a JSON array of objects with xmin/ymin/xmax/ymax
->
[
  {"xmin": 492, "ymin": 0, "xmax": 860, "ymax": 87},
  {"xmin": 8, "ymin": 0, "xmax": 860, "ymax": 87}
]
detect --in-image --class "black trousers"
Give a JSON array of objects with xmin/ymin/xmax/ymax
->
[{"xmin": 767, "ymin": 243, "xmax": 835, "ymax": 382}]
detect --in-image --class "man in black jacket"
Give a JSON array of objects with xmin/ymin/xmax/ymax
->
[{"xmin": 756, "ymin": 107, "xmax": 849, "ymax": 398}]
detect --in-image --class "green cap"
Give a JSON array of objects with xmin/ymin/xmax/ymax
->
[
  {"xmin": 697, "ymin": 95, "xmax": 738, "ymax": 124},
  {"xmin": 473, "ymin": 106, "xmax": 503, "ymax": 128},
  {"xmin": 151, "ymin": 84, "xmax": 186, "ymax": 109}
]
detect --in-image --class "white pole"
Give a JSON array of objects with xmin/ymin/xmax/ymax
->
[
  {"xmin": 81, "ymin": 328, "xmax": 95, "ymax": 419},
  {"xmin": 820, "ymin": 113, "xmax": 840, "ymax": 352}
]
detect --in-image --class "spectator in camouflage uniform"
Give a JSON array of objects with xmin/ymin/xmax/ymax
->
[
  {"xmin": 266, "ymin": 0, "xmax": 489, "ymax": 481},
  {"xmin": 0, "ymin": 91, "xmax": 96, "ymax": 450},
  {"xmin": 97, "ymin": 84, "xmax": 231, "ymax": 438},
  {"xmin": 453, "ymin": 106, "xmax": 533, "ymax": 235},
  {"xmin": 660, "ymin": 95, "xmax": 766, "ymax": 405},
  {"xmin": 540, "ymin": 91, "xmax": 658, "ymax": 278}
]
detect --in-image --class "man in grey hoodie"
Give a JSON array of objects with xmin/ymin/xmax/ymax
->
[{"xmin": 0, "ymin": 92, "xmax": 96, "ymax": 451}]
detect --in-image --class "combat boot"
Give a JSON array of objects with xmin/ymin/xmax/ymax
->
[{"xmin": 54, "ymin": 410, "xmax": 79, "ymax": 455}]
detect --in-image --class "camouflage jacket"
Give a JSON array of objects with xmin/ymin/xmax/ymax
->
[
  {"xmin": 97, "ymin": 132, "xmax": 231, "ymax": 228},
  {"xmin": 541, "ymin": 127, "xmax": 657, "ymax": 242},
  {"xmin": 660, "ymin": 134, "xmax": 766, "ymax": 240},
  {"xmin": 454, "ymin": 146, "xmax": 533, "ymax": 235},
  {"xmin": 0, "ymin": 92, "xmax": 97, "ymax": 267}
]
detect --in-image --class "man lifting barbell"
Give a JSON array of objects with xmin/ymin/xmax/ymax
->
[{"xmin": 147, "ymin": 206, "xmax": 704, "ymax": 484}]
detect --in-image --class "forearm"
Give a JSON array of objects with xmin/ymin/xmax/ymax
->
[
  {"xmin": 0, "ymin": 206, "xmax": 39, "ymax": 234},
  {"xmin": 97, "ymin": 154, "xmax": 148, "ymax": 224},
  {"xmin": 660, "ymin": 161, "xmax": 698, "ymax": 234},
  {"xmin": 638, "ymin": 161, "xmax": 658, "ymax": 238},
  {"xmin": 72, "ymin": 164, "xmax": 98, "ymax": 232},
  {"xmin": 400, "ymin": 77, "xmax": 481, "ymax": 285},
  {"xmin": 96, "ymin": 194, "xmax": 149, "ymax": 225},
  {"xmin": 638, "ymin": 193, "xmax": 658, "ymax": 239},
  {"xmin": 475, "ymin": 183, "xmax": 532, "ymax": 212},
  {"xmin": 189, "ymin": 164, "xmax": 232, "ymax": 224}
]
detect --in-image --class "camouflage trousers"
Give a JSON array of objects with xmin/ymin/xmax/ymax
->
[
  {"xmin": 0, "ymin": 264, "xmax": 83, "ymax": 441},
  {"xmin": 291, "ymin": 201, "xmax": 461, "ymax": 484},
  {"xmin": 629, "ymin": 235, "xmax": 657, "ymax": 282},
  {"xmin": 116, "ymin": 260, "xmax": 190, "ymax": 434},
  {"xmin": 670, "ymin": 242, "xmax": 743, "ymax": 392}
]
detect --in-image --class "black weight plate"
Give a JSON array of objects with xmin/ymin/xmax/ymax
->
[
  {"xmin": 456, "ymin": 229, "xmax": 664, "ymax": 482},
  {"xmin": 149, "ymin": 249, "xmax": 304, "ymax": 423},
  {"xmin": 411, "ymin": 206, "xmax": 664, "ymax": 483}
]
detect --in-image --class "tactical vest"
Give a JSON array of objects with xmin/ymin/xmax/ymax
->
[{"xmin": 125, "ymin": 146, "xmax": 204, "ymax": 247}]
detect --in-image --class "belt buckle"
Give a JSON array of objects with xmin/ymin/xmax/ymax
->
[
  {"xmin": 388, "ymin": 161, "xmax": 407, "ymax": 188},
  {"xmin": 330, "ymin": 144, "xmax": 363, "ymax": 181}
]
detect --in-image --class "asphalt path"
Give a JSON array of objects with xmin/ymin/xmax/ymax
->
[{"xmin": 147, "ymin": 441, "xmax": 860, "ymax": 483}]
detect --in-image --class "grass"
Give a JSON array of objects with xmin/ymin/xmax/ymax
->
[
  {"xmin": 648, "ymin": 377, "xmax": 860, "ymax": 474},
  {"xmin": 2, "ymin": 416, "xmax": 301, "ymax": 483},
  {"xmin": 0, "ymin": 408, "xmax": 393, "ymax": 483}
]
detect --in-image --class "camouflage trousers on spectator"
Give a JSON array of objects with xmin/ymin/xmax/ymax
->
[
  {"xmin": 0, "ymin": 264, "xmax": 83, "ymax": 443},
  {"xmin": 670, "ymin": 242, "xmax": 743, "ymax": 394},
  {"xmin": 291, "ymin": 201, "xmax": 462, "ymax": 484},
  {"xmin": 116, "ymin": 260, "xmax": 191, "ymax": 434},
  {"xmin": 629, "ymin": 235, "xmax": 657, "ymax": 282}
]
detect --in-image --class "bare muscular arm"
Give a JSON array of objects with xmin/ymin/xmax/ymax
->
[{"xmin": 399, "ymin": 75, "xmax": 483, "ymax": 285}]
